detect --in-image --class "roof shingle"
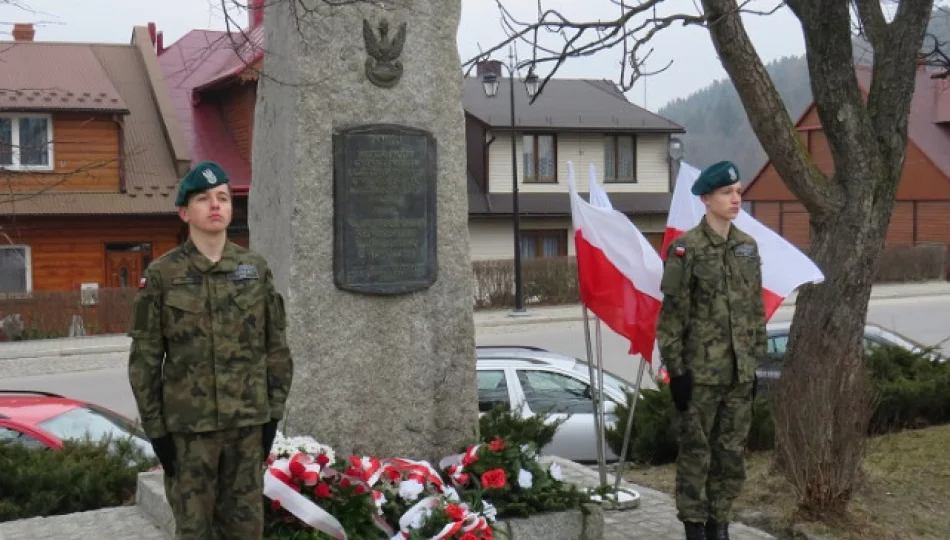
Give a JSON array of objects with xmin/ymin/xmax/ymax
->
[
  {"xmin": 0, "ymin": 42, "xmax": 128, "ymax": 113},
  {"xmin": 463, "ymin": 78, "xmax": 684, "ymax": 133}
]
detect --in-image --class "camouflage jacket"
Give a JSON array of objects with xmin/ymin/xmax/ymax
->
[
  {"xmin": 128, "ymin": 239, "xmax": 293, "ymax": 439},
  {"xmin": 656, "ymin": 217, "xmax": 767, "ymax": 385}
]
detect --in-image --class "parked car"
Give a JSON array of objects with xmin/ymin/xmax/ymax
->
[
  {"xmin": 654, "ymin": 321, "xmax": 947, "ymax": 387},
  {"xmin": 0, "ymin": 390, "xmax": 155, "ymax": 459},
  {"xmin": 476, "ymin": 345, "xmax": 647, "ymax": 463},
  {"xmin": 757, "ymin": 321, "xmax": 948, "ymax": 383}
]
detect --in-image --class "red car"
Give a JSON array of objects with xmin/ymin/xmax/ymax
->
[{"xmin": 0, "ymin": 390, "xmax": 155, "ymax": 458}]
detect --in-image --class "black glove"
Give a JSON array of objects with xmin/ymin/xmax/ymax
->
[
  {"xmin": 261, "ymin": 420, "xmax": 280, "ymax": 457},
  {"xmin": 669, "ymin": 371, "xmax": 693, "ymax": 413},
  {"xmin": 752, "ymin": 373, "xmax": 759, "ymax": 402},
  {"xmin": 150, "ymin": 436, "xmax": 176, "ymax": 477}
]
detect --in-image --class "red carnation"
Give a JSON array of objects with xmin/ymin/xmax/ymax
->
[
  {"xmin": 314, "ymin": 483, "xmax": 331, "ymax": 498},
  {"xmin": 387, "ymin": 469, "xmax": 402, "ymax": 482},
  {"xmin": 462, "ymin": 453, "xmax": 478, "ymax": 466},
  {"xmin": 457, "ymin": 473, "xmax": 470, "ymax": 485},
  {"xmin": 480, "ymin": 469, "xmax": 507, "ymax": 489},
  {"xmin": 445, "ymin": 504, "xmax": 465, "ymax": 521},
  {"xmin": 459, "ymin": 533, "xmax": 478, "ymax": 540},
  {"xmin": 355, "ymin": 485, "xmax": 367, "ymax": 495},
  {"xmin": 340, "ymin": 478, "xmax": 351, "ymax": 488},
  {"xmin": 488, "ymin": 438, "xmax": 505, "ymax": 452},
  {"xmin": 483, "ymin": 527, "xmax": 493, "ymax": 540},
  {"xmin": 316, "ymin": 454, "xmax": 330, "ymax": 467}
]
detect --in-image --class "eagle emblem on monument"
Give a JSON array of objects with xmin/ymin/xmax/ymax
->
[{"xmin": 362, "ymin": 18, "xmax": 408, "ymax": 88}]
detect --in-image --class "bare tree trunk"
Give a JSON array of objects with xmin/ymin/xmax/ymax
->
[{"xmin": 701, "ymin": 0, "xmax": 933, "ymax": 513}]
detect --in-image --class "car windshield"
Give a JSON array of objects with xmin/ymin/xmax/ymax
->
[
  {"xmin": 37, "ymin": 406, "xmax": 153, "ymax": 455},
  {"xmin": 571, "ymin": 363, "xmax": 631, "ymax": 394}
]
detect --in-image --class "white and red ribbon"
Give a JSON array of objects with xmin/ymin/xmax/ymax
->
[{"xmin": 263, "ymin": 468, "xmax": 347, "ymax": 540}]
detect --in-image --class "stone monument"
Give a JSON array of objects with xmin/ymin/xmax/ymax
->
[{"xmin": 248, "ymin": 0, "xmax": 478, "ymax": 462}]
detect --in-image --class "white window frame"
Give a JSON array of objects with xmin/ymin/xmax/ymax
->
[
  {"xmin": 0, "ymin": 245, "xmax": 33, "ymax": 294},
  {"xmin": 0, "ymin": 113, "xmax": 54, "ymax": 171}
]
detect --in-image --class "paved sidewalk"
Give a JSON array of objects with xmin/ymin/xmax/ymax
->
[
  {"xmin": 474, "ymin": 279, "xmax": 950, "ymax": 328},
  {"xmin": 2, "ymin": 280, "xmax": 947, "ymax": 362}
]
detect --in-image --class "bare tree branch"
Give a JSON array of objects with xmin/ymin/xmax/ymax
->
[
  {"xmin": 852, "ymin": 0, "xmax": 888, "ymax": 49},
  {"xmin": 702, "ymin": 0, "xmax": 837, "ymax": 216}
]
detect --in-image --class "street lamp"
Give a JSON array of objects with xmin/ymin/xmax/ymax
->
[
  {"xmin": 481, "ymin": 53, "xmax": 539, "ymax": 315},
  {"xmin": 668, "ymin": 136, "xmax": 684, "ymax": 190}
]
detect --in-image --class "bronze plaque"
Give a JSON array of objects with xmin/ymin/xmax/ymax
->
[{"xmin": 333, "ymin": 124, "xmax": 437, "ymax": 295}]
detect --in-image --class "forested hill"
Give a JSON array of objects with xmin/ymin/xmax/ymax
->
[
  {"xmin": 657, "ymin": 8, "xmax": 950, "ymax": 182},
  {"xmin": 657, "ymin": 55, "xmax": 812, "ymax": 181}
]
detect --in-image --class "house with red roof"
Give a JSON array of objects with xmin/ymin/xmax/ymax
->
[
  {"xmin": 0, "ymin": 23, "xmax": 190, "ymax": 296},
  {"xmin": 743, "ymin": 65, "xmax": 950, "ymax": 277}
]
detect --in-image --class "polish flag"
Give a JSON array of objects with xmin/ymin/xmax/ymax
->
[
  {"xmin": 661, "ymin": 162, "xmax": 824, "ymax": 319},
  {"xmin": 568, "ymin": 162, "xmax": 663, "ymax": 361}
]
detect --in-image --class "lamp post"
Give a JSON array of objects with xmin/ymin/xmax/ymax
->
[
  {"xmin": 668, "ymin": 136, "xmax": 684, "ymax": 189},
  {"xmin": 481, "ymin": 53, "xmax": 539, "ymax": 315}
]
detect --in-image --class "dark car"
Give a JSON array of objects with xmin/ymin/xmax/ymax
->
[{"xmin": 757, "ymin": 321, "xmax": 947, "ymax": 384}]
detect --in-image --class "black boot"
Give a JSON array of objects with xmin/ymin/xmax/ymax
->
[
  {"xmin": 705, "ymin": 520, "xmax": 729, "ymax": 540},
  {"xmin": 684, "ymin": 521, "xmax": 706, "ymax": 540}
]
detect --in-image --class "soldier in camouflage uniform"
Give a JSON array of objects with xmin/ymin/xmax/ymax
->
[
  {"xmin": 656, "ymin": 161, "xmax": 766, "ymax": 540},
  {"xmin": 128, "ymin": 161, "xmax": 293, "ymax": 540}
]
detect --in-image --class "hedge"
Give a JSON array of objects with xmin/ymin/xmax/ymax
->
[
  {"xmin": 605, "ymin": 344, "xmax": 950, "ymax": 465},
  {"xmin": 0, "ymin": 438, "xmax": 156, "ymax": 521}
]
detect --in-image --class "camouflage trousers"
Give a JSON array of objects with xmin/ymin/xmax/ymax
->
[
  {"xmin": 674, "ymin": 382, "xmax": 753, "ymax": 523},
  {"xmin": 163, "ymin": 425, "xmax": 265, "ymax": 540}
]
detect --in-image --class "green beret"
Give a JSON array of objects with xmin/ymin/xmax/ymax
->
[
  {"xmin": 174, "ymin": 161, "xmax": 230, "ymax": 206},
  {"xmin": 691, "ymin": 160, "xmax": 740, "ymax": 196}
]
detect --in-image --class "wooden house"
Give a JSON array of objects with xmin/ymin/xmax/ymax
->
[
  {"xmin": 743, "ymin": 65, "xmax": 950, "ymax": 275},
  {"xmin": 0, "ymin": 24, "xmax": 190, "ymax": 296}
]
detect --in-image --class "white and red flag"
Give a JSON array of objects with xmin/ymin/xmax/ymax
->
[
  {"xmin": 568, "ymin": 162, "xmax": 663, "ymax": 361},
  {"xmin": 661, "ymin": 162, "xmax": 825, "ymax": 319}
]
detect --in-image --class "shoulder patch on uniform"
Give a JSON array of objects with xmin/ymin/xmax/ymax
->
[
  {"xmin": 674, "ymin": 245, "xmax": 686, "ymax": 257},
  {"xmin": 138, "ymin": 277, "xmax": 147, "ymax": 289}
]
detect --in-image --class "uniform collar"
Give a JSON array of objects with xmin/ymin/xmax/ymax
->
[
  {"xmin": 183, "ymin": 238, "xmax": 239, "ymax": 273},
  {"xmin": 700, "ymin": 216, "xmax": 743, "ymax": 248}
]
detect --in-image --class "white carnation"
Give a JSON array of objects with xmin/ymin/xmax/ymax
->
[
  {"xmin": 399, "ymin": 479, "xmax": 425, "ymax": 501},
  {"xmin": 518, "ymin": 468, "xmax": 533, "ymax": 489}
]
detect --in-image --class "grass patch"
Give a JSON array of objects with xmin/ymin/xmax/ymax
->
[{"xmin": 621, "ymin": 424, "xmax": 950, "ymax": 539}]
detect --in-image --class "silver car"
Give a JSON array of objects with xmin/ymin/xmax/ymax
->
[{"xmin": 476, "ymin": 345, "xmax": 643, "ymax": 463}]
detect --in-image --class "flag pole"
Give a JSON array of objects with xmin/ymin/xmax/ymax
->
[
  {"xmin": 582, "ymin": 306, "xmax": 608, "ymax": 486},
  {"xmin": 613, "ymin": 359, "xmax": 646, "ymax": 490},
  {"xmin": 594, "ymin": 317, "xmax": 609, "ymax": 471}
]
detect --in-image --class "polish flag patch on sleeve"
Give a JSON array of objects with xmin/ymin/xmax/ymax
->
[
  {"xmin": 138, "ymin": 277, "xmax": 147, "ymax": 289},
  {"xmin": 674, "ymin": 246, "xmax": 686, "ymax": 257}
]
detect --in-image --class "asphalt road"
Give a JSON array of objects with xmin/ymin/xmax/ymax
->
[{"xmin": 2, "ymin": 295, "xmax": 948, "ymax": 421}]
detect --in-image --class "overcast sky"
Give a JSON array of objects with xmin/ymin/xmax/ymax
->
[{"xmin": 0, "ymin": 0, "xmax": 806, "ymax": 110}]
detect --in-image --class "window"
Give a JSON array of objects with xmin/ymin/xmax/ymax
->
[
  {"xmin": 37, "ymin": 405, "xmax": 153, "ymax": 455},
  {"xmin": 767, "ymin": 335, "xmax": 788, "ymax": 354},
  {"xmin": 0, "ymin": 115, "xmax": 53, "ymax": 170},
  {"xmin": 520, "ymin": 230, "xmax": 567, "ymax": 259},
  {"xmin": 604, "ymin": 135, "xmax": 636, "ymax": 183},
  {"xmin": 0, "ymin": 426, "xmax": 45, "ymax": 449},
  {"xmin": 522, "ymin": 134, "xmax": 556, "ymax": 183},
  {"xmin": 516, "ymin": 370, "xmax": 594, "ymax": 415},
  {"xmin": 477, "ymin": 370, "xmax": 510, "ymax": 413},
  {"xmin": 0, "ymin": 246, "xmax": 31, "ymax": 293}
]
